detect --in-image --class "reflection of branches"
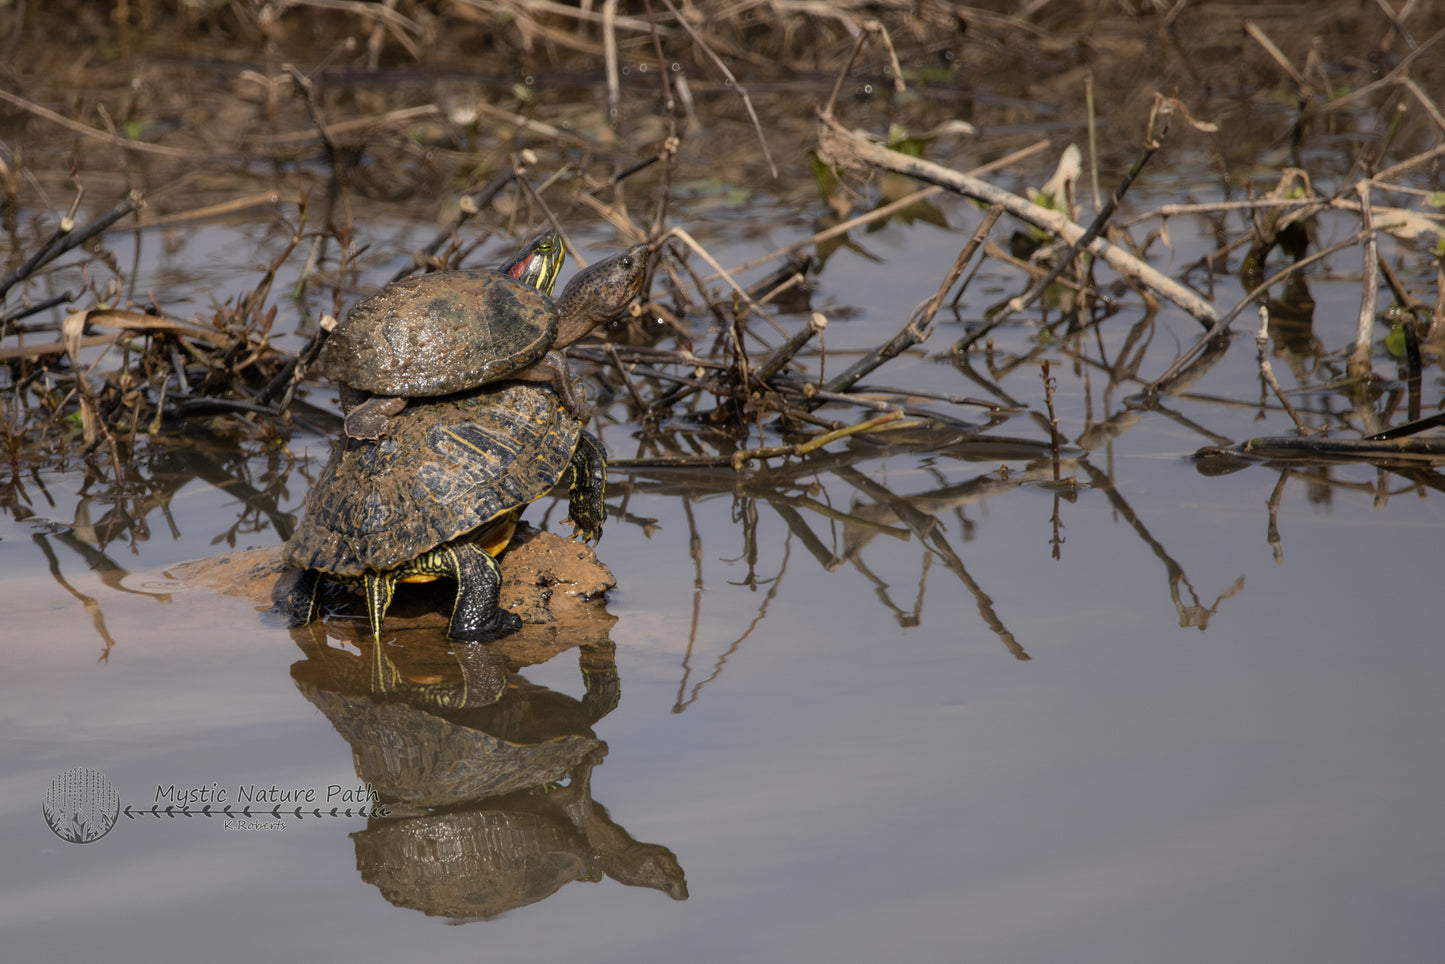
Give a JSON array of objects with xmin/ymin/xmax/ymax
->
[
  {"xmin": 673, "ymin": 515, "xmax": 789, "ymax": 713},
  {"xmin": 163, "ymin": 445, "xmax": 300, "ymax": 545},
  {"xmin": 32, "ymin": 533, "xmax": 123, "ymax": 663},
  {"xmin": 772, "ymin": 503, "xmax": 841, "ymax": 572},
  {"xmin": 1077, "ymin": 461, "xmax": 1243, "ymax": 631},
  {"xmin": 2, "ymin": 432, "xmax": 297, "ymax": 658},
  {"xmin": 1265, "ymin": 469, "xmax": 1290, "ymax": 564},
  {"xmin": 619, "ymin": 444, "xmax": 1092, "ymax": 662},
  {"xmin": 849, "ymin": 548, "xmax": 929, "ymax": 629},
  {"xmin": 834, "ymin": 466, "xmax": 1030, "ymax": 661},
  {"xmin": 1199, "ymin": 452, "xmax": 1445, "ymax": 562}
]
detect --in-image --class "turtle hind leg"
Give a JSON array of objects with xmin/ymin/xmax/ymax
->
[
  {"xmin": 440, "ymin": 543, "xmax": 522, "ymax": 641},
  {"xmin": 362, "ymin": 570, "xmax": 398, "ymax": 642},
  {"xmin": 343, "ymin": 394, "xmax": 407, "ymax": 440},
  {"xmin": 275, "ymin": 568, "xmax": 323, "ymax": 627},
  {"xmin": 565, "ymin": 430, "xmax": 608, "ymax": 544}
]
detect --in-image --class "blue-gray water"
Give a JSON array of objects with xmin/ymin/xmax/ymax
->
[{"xmin": 5, "ymin": 179, "xmax": 1444, "ymax": 962}]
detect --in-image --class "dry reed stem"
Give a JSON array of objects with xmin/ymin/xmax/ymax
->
[
  {"xmin": 1300, "ymin": 25, "xmax": 1445, "ymax": 121},
  {"xmin": 288, "ymin": 0, "xmax": 422, "ymax": 57},
  {"xmin": 133, "ymin": 193, "xmax": 284, "ymax": 229},
  {"xmin": 1244, "ymin": 20, "xmax": 1310, "ymax": 94},
  {"xmin": 1255, "ymin": 305, "xmax": 1314, "ymax": 435},
  {"xmin": 0, "ymin": 334, "xmax": 114, "ymax": 362},
  {"xmin": 453, "ymin": 0, "xmax": 660, "ymax": 35},
  {"xmin": 0, "ymin": 88, "xmax": 212, "ymax": 161},
  {"xmin": 1350, "ymin": 181, "xmax": 1381, "ymax": 380},
  {"xmin": 826, "ymin": 202, "xmax": 1004, "ymax": 396},
  {"xmin": 253, "ymin": 104, "xmax": 439, "ymax": 146},
  {"xmin": 0, "ymin": 192, "xmax": 143, "ymax": 301},
  {"xmin": 815, "ymin": 110, "xmax": 1220, "ymax": 327},
  {"xmin": 604, "ymin": 0, "xmax": 622, "ymax": 123},
  {"xmin": 660, "ymin": 227, "xmax": 780, "ymax": 334},
  {"xmin": 755, "ymin": 312, "xmax": 827, "ymax": 384},
  {"xmin": 1399, "ymin": 76, "xmax": 1445, "ymax": 133},
  {"xmin": 656, "ymin": 0, "xmax": 778, "ymax": 178},
  {"xmin": 985, "ymin": 121, "xmax": 1167, "ymax": 336},
  {"xmin": 674, "ymin": 139, "xmax": 1050, "ymax": 296},
  {"xmin": 1141, "ymin": 228, "xmax": 1380, "ymax": 397}
]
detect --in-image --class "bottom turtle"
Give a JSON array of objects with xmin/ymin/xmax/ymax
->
[{"xmin": 278, "ymin": 380, "xmax": 606, "ymax": 641}]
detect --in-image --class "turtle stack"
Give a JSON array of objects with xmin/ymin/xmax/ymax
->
[{"xmin": 276, "ymin": 230, "xmax": 648, "ymax": 641}]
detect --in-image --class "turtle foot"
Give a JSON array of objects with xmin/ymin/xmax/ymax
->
[
  {"xmin": 566, "ymin": 517, "xmax": 603, "ymax": 545},
  {"xmin": 449, "ymin": 609, "xmax": 523, "ymax": 642},
  {"xmin": 343, "ymin": 410, "xmax": 387, "ymax": 440},
  {"xmin": 274, "ymin": 568, "xmax": 321, "ymax": 627},
  {"xmin": 342, "ymin": 394, "xmax": 406, "ymax": 440}
]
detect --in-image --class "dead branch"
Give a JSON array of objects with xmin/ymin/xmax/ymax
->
[{"xmin": 815, "ymin": 110, "xmax": 1220, "ymax": 328}]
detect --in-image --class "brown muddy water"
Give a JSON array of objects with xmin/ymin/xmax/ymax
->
[{"xmin": 4, "ymin": 4, "xmax": 1445, "ymax": 963}]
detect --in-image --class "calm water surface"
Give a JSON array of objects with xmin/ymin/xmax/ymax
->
[{"xmin": 4, "ymin": 188, "xmax": 1444, "ymax": 963}]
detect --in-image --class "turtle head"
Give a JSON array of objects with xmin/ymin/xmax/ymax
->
[
  {"xmin": 553, "ymin": 243, "xmax": 650, "ymax": 348},
  {"xmin": 499, "ymin": 228, "xmax": 566, "ymax": 296}
]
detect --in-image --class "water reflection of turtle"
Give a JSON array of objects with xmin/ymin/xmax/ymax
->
[
  {"xmin": 290, "ymin": 625, "xmax": 619, "ymax": 805},
  {"xmin": 351, "ymin": 755, "xmax": 688, "ymax": 920},
  {"xmin": 289, "ymin": 627, "xmax": 687, "ymax": 919},
  {"xmin": 323, "ymin": 241, "xmax": 648, "ymax": 439},
  {"xmin": 277, "ymin": 380, "xmax": 608, "ymax": 642}
]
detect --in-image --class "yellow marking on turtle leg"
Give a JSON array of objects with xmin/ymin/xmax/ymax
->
[
  {"xmin": 369, "ymin": 633, "xmax": 403, "ymax": 694},
  {"xmin": 363, "ymin": 570, "xmax": 396, "ymax": 641}
]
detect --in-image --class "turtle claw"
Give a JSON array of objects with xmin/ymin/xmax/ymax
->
[{"xmin": 565, "ymin": 516, "xmax": 603, "ymax": 545}]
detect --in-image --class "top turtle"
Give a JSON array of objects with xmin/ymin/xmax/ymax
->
[{"xmin": 323, "ymin": 237, "xmax": 649, "ymax": 440}]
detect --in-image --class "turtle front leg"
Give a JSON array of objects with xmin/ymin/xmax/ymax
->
[
  {"xmin": 276, "ymin": 567, "xmax": 322, "ymax": 627},
  {"xmin": 343, "ymin": 393, "xmax": 407, "ymax": 440},
  {"xmin": 518, "ymin": 350, "xmax": 592, "ymax": 422},
  {"xmin": 565, "ymin": 430, "xmax": 608, "ymax": 544},
  {"xmin": 442, "ymin": 543, "xmax": 522, "ymax": 640}
]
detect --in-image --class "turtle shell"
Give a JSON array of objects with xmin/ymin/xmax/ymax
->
[
  {"xmin": 321, "ymin": 270, "xmax": 561, "ymax": 398},
  {"xmin": 285, "ymin": 381, "xmax": 581, "ymax": 577}
]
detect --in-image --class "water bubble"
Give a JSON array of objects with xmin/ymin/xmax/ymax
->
[
  {"xmin": 622, "ymin": 65, "xmax": 631, "ymax": 75},
  {"xmin": 671, "ymin": 62, "xmax": 680, "ymax": 71},
  {"xmin": 524, "ymin": 75, "xmax": 534, "ymax": 86}
]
